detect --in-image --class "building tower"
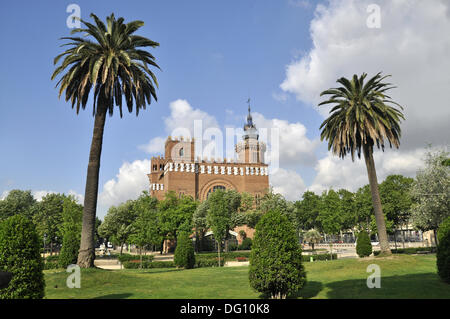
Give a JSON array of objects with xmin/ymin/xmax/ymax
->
[{"xmin": 235, "ymin": 101, "xmax": 266, "ymax": 164}]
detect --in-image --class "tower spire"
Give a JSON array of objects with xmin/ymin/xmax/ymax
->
[{"xmin": 245, "ymin": 98, "xmax": 254, "ymax": 129}]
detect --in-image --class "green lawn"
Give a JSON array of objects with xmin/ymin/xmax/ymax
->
[{"xmin": 44, "ymin": 254, "xmax": 450, "ymax": 299}]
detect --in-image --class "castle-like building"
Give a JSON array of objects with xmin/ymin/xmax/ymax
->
[{"xmin": 147, "ymin": 106, "xmax": 269, "ymax": 203}]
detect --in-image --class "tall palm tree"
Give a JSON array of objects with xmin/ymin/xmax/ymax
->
[
  {"xmin": 52, "ymin": 13, "xmax": 160, "ymax": 267},
  {"xmin": 318, "ymin": 72, "xmax": 404, "ymax": 255}
]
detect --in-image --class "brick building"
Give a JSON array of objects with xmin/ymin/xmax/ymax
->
[
  {"xmin": 147, "ymin": 106, "xmax": 269, "ymax": 248},
  {"xmin": 148, "ymin": 106, "xmax": 269, "ymax": 202}
]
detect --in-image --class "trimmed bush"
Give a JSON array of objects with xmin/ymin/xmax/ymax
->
[
  {"xmin": 238, "ymin": 238, "xmax": 253, "ymax": 250},
  {"xmin": 373, "ymin": 247, "xmax": 436, "ymax": 256},
  {"xmin": 117, "ymin": 254, "xmax": 154, "ymax": 263},
  {"xmin": 356, "ymin": 230, "xmax": 372, "ymax": 257},
  {"xmin": 437, "ymin": 216, "xmax": 450, "ymax": 283},
  {"xmin": 58, "ymin": 229, "xmax": 80, "ymax": 268},
  {"xmin": 122, "ymin": 261, "xmax": 175, "ymax": 269},
  {"xmin": 174, "ymin": 232, "xmax": 195, "ymax": 269},
  {"xmin": 0, "ymin": 215, "xmax": 45, "ymax": 299},
  {"xmin": 302, "ymin": 253, "xmax": 337, "ymax": 262},
  {"xmin": 249, "ymin": 210, "xmax": 306, "ymax": 299}
]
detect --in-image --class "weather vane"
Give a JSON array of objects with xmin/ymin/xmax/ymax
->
[{"xmin": 247, "ymin": 98, "xmax": 251, "ymax": 113}]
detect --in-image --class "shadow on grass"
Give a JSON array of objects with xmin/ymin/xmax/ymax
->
[
  {"xmin": 257, "ymin": 281, "xmax": 323, "ymax": 299},
  {"xmin": 325, "ymin": 273, "xmax": 450, "ymax": 299},
  {"xmin": 93, "ymin": 293, "xmax": 134, "ymax": 299},
  {"xmin": 290, "ymin": 281, "xmax": 323, "ymax": 299}
]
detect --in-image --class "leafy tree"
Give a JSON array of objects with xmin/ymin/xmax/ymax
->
[
  {"xmin": 98, "ymin": 200, "xmax": 138, "ymax": 255},
  {"xmin": 157, "ymin": 191, "xmax": 197, "ymax": 252},
  {"xmin": 319, "ymin": 72, "xmax": 405, "ymax": 255},
  {"xmin": 379, "ymin": 174, "xmax": 414, "ymax": 248},
  {"xmin": 410, "ymin": 148, "xmax": 450, "ymax": 245},
  {"xmin": 356, "ymin": 230, "xmax": 372, "ymax": 257},
  {"xmin": 259, "ymin": 189, "xmax": 299, "ymax": 235},
  {"xmin": 0, "ymin": 215, "xmax": 45, "ymax": 299},
  {"xmin": 354, "ymin": 185, "xmax": 374, "ymax": 232},
  {"xmin": 295, "ymin": 191, "xmax": 321, "ymax": 231},
  {"xmin": 129, "ymin": 206, "xmax": 161, "ymax": 265},
  {"xmin": 318, "ymin": 190, "xmax": 343, "ymax": 259},
  {"xmin": 206, "ymin": 189, "xmax": 235, "ymax": 266},
  {"xmin": 52, "ymin": 13, "xmax": 160, "ymax": 267},
  {"xmin": 0, "ymin": 190, "xmax": 36, "ymax": 221},
  {"xmin": 193, "ymin": 201, "xmax": 209, "ymax": 252},
  {"xmin": 303, "ymin": 229, "xmax": 322, "ymax": 252},
  {"xmin": 436, "ymin": 216, "xmax": 450, "ymax": 283},
  {"xmin": 249, "ymin": 209, "xmax": 306, "ymax": 299},
  {"xmin": 337, "ymin": 189, "xmax": 356, "ymax": 231},
  {"xmin": 174, "ymin": 231, "xmax": 195, "ymax": 269},
  {"xmin": 59, "ymin": 196, "xmax": 83, "ymax": 268},
  {"xmin": 33, "ymin": 193, "xmax": 66, "ymax": 255}
]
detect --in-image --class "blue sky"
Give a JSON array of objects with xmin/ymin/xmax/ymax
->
[{"xmin": 1, "ymin": 1, "xmax": 449, "ymax": 219}]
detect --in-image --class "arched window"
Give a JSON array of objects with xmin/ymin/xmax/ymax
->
[
  {"xmin": 179, "ymin": 148, "xmax": 184, "ymax": 157},
  {"xmin": 207, "ymin": 185, "xmax": 226, "ymax": 198}
]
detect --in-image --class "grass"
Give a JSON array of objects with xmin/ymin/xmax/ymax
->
[{"xmin": 44, "ymin": 254, "xmax": 450, "ymax": 299}]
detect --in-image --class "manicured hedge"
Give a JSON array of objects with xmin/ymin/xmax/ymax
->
[
  {"xmin": 0, "ymin": 215, "xmax": 45, "ymax": 299},
  {"xmin": 118, "ymin": 254, "xmax": 154, "ymax": 263},
  {"xmin": 437, "ymin": 216, "xmax": 450, "ymax": 283},
  {"xmin": 302, "ymin": 253, "xmax": 337, "ymax": 262},
  {"xmin": 43, "ymin": 260, "xmax": 60, "ymax": 270},
  {"xmin": 356, "ymin": 231, "xmax": 372, "ymax": 257},
  {"xmin": 174, "ymin": 232, "xmax": 195, "ymax": 269},
  {"xmin": 196, "ymin": 251, "xmax": 251, "ymax": 261},
  {"xmin": 373, "ymin": 247, "xmax": 436, "ymax": 256},
  {"xmin": 122, "ymin": 261, "xmax": 175, "ymax": 269}
]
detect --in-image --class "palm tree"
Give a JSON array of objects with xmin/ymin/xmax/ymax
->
[
  {"xmin": 304, "ymin": 229, "xmax": 322, "ymax": 253},
  {"xmin": 318, "ymin": 72, "xmax": 404, "ymax": 255},
  {"xmin": 52, "ymin": 13, "xmax": 160, "ymax": 267}
]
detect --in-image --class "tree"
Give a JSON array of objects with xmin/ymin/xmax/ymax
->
[
  {"xmin": 174, "ymin": 231, "xmax": 195, "ymax": 269},
  {"xmin": 249, "ymin": 209, "xmax": 306, "ymax": 299},
  {"xmin": 52, "ymin": 13, "xmax": 160, "ymax": 267},
  {"xmin": 318, "ymin": 190, "xmax": 343, "ymax": 259},
  {"xmin": 58, "ymin": 196, "xmax": 83, "ymax": 268},
  {"xmin": 303, "ymin": 229, "xmax": 322, "ymax": 252},
  {"xmin": 193, "ymin": 201, "xmax": 209, "ymax": 252},
  {"xmin": 206, "ymin": 189, "xmax": 234, "ymax": 266},
  {"xmin": 319, "ymin": 72, "xmax": 405, "ymax": 255},
  {"xmin": 0, "ymin": 190, "xmax": 36, "ymax": 221},
  {"xmin": 410, "ymin": 148, "xmax": 450, "ymax": 245},
  {"xmin": 337, "ymin": 189, "xmax": 356, "ymax": 232},
  {"xmin": 295, "ymin": 191, "xmax": 321, "ymax": 231},
  {"xmin": 259, "ymin": 189, "xmax": 299, "ymax": 235},
  {"xmin": 0, "ymin": 215, "xmax": 45, "ymax": 299},
  {"xmin": 379, "ymin": 174, "xmax": 414, "ymax": 248},
  {"xmin": 354, "ymin": 185, "xmax": 373, "ymax": 232},
  {"xmin": 157, "ymin": 192, "xmax": 197, "ymax": 253},
  {"xmin": 129, "ymin": 194, "xmax": 161, "ymax": 264},
  {"xmin": 356, "ymin": 230, "xmax": 372, "ymax": 257},
  {"xmin": 98, "ymin": 200, "xmax": 138, "ymax": 255},
  {"xmin": 33, "ymin": 193, "xmax": 66, "ymax": 255}
]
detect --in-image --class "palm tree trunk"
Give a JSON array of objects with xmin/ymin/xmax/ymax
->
[
  {"xmin": 363, "ymin": 145, "xmax": 391, "ymax": 255},
  {"xmin": 77, "ymin": 106, "xmax": 107, "ymax": 268}
]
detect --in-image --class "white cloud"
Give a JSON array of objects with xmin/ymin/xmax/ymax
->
[
  {"xmin": 309, "ymin": 148, "xmax": 426, "ymax": 194},
  {"xmin": 138, "ymin": 136, "xmax": 165, "ymax": 154},
  {"xmin": 270, "ymin": 168, "xmax": 307, "ymax": 201},
  {"xmin": 164, "ymin": 99, "xmax": 219, "ymax": 136},
  {"xmin": 252, "ymin": 112, "xmax": 320, "ymax": 167},
  {"xmin": 280, "ymin": 0, "xmax": 450, "ymax": 150},
  {"xmin": 98, "ymin": 159, "xmax": 150, "ymax": 212}
]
